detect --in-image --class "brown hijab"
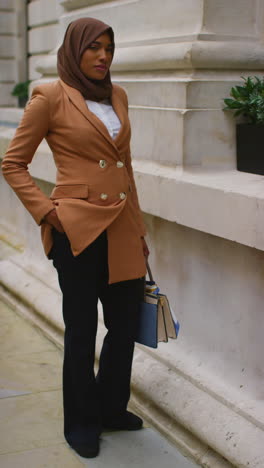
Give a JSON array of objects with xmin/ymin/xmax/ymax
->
[{"xmin": 57, "ymin": 17, "xmax": 115, "ymax": 102}]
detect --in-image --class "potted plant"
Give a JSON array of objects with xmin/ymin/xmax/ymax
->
[
  {"xmin": 223, "ymin": 76, "xmax": 264, "ymax": 175},
  {"xmin": 11, "ymin": 80, "xmax": 31, "ymax": 108}
]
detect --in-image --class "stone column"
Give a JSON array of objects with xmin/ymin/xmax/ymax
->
[
  {"xmin": 0, "ymin": 0, "xmax": 27, "ymax": 106},
  {"xmin": 27, "ymin": 0, "xmax": 60, "ymax": 81}
]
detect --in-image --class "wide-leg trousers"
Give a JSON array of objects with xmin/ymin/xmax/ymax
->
[{"xmin": 49, "ymin": 229, "xmax": 144, "ymax": 445}]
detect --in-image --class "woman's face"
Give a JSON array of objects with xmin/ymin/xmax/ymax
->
[{"xmin": 80, "ymin": 32, "xmax": 114, "ymax": 80}]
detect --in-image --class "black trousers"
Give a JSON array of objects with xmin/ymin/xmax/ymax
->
[{"xmin": 50, "ymin": 229, "xmax": 144, "ymax": 444}]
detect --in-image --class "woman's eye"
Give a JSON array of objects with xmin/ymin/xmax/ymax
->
[{"xmin": 87, "ymin": 44, "xmax": 113, "ymax": 53}]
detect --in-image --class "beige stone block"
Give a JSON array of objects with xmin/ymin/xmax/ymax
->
[
  {"xmin": 0, "ymin": 444, "xmax": 83, "ymax": 468},
  {"xmin": 0, "ymin": 390, "xmax": 63, "ymax": 454},
  {"xmin": 0, "ymin": 301, "xmax": 56, "ymax": 356},
  {"xmin": 116, "ymin": 78, "xmax": 240, "ymax": 110},
  {"xmin": 130, "ymin": 106, "xmax": 235, "ymax": 168},
  {"xmin": 28, "ymin": 0, "xmax": 59, "ymax": 27},
  {"xmin": 0, "ymin": 350, "xmax": 62, "ymax": 395},
  {"xmin": 28, "ymin": 24, "xmax": 58, "ymax": 54},
  {"xmin": 0, "ymin": 11, "xmax": 15, "ymax": 34},
  {"xmin": 61, "ymin": 0, "xmax": 203, "ymax": 44},
  {"xmin": 130, "ymin": 107, "xmax": 184, "ymax": 165},
  {"xmin": 202, "ymin": 0, "xmax": 257, "ymax": 37},
  {"xmin": 0, "ymin": 35, "xmax": 15, "ymax": 58},
  {"xmin": 64, "ymin": 0, "xmax": 257, "ymax": 42},
  {"xmin": 0, "ymin": 107, "xmax": 24, "ymax": 124},
  {"xmin": 0, "ymin": 0, "xmax": 14, "ymax": 8},
  {"xmin": 186, "ymin": 80, "xmax": 240, "ymax": 109},
  {"xmin": 0, "ymin": 59, "xmax": 16, "ymax": 81},
  {"xmin": 29, "ymin": 55, "xmax": 43, "ymax": 80},
  {"xmin": 0, "ymin": 83, "xmax": 16, "ymax": 107},
  {"xmin": 184, "ymin": 109, "xmax": 236, "ymax": 168},
  {"xmin": 116, "ymin": 79, "xmax": 187, "ymax": 109}
]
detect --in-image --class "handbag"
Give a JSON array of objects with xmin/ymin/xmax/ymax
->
[{"xmin": 136, "ymin": 261, "xmax": 180, "ymax": 348}]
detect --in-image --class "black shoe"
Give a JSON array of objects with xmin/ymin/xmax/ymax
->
[
  {"xmin": 102, "ymin": 411, "xmax": 143, "ymax": 431},
  {"xmin": 69, "ymin": 442, "xmax": 99, "ymax": 458},
  {"xmin": 66, "ymin": 430, "xmax": 100, "ymax": 458}
]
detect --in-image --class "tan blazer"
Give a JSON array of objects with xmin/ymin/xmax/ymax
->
[{"xmin": 2, "ymin": 79, "xmax": 147, "ymax": 283}]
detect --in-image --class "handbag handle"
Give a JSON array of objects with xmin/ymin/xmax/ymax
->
[{"xmin": 146, "ymin": 259, "xmax": 154, "ymax": 282}]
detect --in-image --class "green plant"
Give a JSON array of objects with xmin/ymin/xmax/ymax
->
[
  {"xmin": 11, "ymin": 80, "xmax": 31, "ymax": 99},
  {"xmin": 223, "ymin": 76, "xmax": 264, "ymax": 125}
]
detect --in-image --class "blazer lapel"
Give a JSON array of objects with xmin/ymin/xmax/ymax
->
[
  {"xmin": 59, "ymin": 79, "xmax": 118, "ymax": 151},
  {"xmin": 111, "ymin": 85, "xmax": 131, "ymax": 151},
  {"xmin": 111, "ymin": 85, "xmax": 127, "ymax": 143}
]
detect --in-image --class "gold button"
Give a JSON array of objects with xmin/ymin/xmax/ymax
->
[
  {"xmin": 119, "ymin": 192, "xmax": 126, "ymax": 200},
  {"xmin": 100, "ymin": 193, "xmax": 108, "ymax": 200},
  {"xmin": 116, "ymin": 161, "xmax": 124, "ymax": 168},
  {"xmin": 99, "ymin": 159, "xmax": 107, "ymax": 168}
]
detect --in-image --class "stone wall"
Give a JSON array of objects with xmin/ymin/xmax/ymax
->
[{"xmin": 1, "ymin": 1, "xmax": 264, "ymax": 467}]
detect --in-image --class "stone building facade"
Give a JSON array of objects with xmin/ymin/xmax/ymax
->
[{"xmin": 1, "ymin": 1, "xmax": 264, "ymax": 466}]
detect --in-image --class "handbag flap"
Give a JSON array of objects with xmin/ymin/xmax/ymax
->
[
  {"xmin": 157, "ymin": 299, "xmax": 168, "ymax": 343},
  {"xmin": 159, "ymin": 294, "xmax": 179, "ymax": 339}
]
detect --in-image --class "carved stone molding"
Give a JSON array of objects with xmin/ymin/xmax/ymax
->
[
  {"xmin": 59, "ymin": 0, "xmax": 124, "ymax": 11},
  {"xmin": 36, "ymin": 39, "xmax": 264, "ymax": 78}
]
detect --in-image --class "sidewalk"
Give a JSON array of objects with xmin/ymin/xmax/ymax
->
[{"xmin": 0, "ymin": 299, "xmax": 198, "ymax": 468}]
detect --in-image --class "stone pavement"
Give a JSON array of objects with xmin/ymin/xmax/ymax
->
[{"xmin": 0, "ymin": 299, "xmax": 198, "ymax": 468}]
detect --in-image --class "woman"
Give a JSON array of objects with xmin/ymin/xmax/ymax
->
[{"xmin": 2, "ymin": 17, "xmax": 149, "ymax": 458}]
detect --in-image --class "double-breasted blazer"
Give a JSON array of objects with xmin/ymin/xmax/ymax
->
[{"xmin": 2, "ymin": 79, "xmax": 147, "ymax": 284}]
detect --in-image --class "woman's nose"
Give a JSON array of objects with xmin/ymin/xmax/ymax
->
[{"xmin": 99, "ymin": 49, "xmax": 107, "ymax": 61}]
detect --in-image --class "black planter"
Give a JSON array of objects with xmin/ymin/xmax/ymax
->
[
  {"xmin": 18, "ymin": 96, "xmax": 28, "ymax": 108},
  {"xmin": 236, "ymin": 123, "xmax": 264, "ymax": 176}
]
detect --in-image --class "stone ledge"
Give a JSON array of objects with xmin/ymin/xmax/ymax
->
[
  {"xmin": 0, "ymin": 243, "xmax": 263, "ymax": 467},
  {"xmin": 134, "ymin": 161, "xmax": 264, "ymax": 252}
]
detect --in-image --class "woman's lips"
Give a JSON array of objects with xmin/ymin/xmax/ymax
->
[{"xmin": 95, "ymin": 65, "xmax": 107, "ymax": 71}]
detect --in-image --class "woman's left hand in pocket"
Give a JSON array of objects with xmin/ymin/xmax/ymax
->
[{"xmin": 44, "ymin": 208, "xmax": 65, "ymax": 233}]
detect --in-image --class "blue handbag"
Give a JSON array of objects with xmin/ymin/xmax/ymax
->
[{"xmin": 136, "ymin": 262, "xmax": 180, "ymax": 349}]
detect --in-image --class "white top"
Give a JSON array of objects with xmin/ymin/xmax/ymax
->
[{"xmin": 85, "ymin": 99, "xmax": 121, "ymax": 139}]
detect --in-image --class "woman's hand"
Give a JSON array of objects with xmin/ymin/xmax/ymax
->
[
  {"xmin": 44, "ymin": 208, "xmax": 65, "ymax": 233},
  {"xmin": 141, "ymin": 237, "xmax": 149, "ymax": 258}
]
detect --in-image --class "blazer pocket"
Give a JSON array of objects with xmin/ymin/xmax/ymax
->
[{"xmin": 50, "ymin": 184, "xmax": 89, "ymax": 200}]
